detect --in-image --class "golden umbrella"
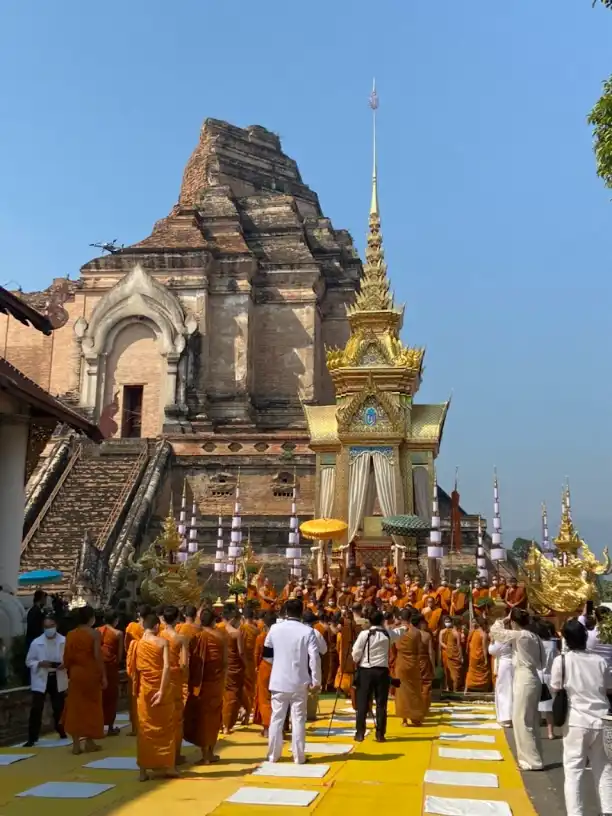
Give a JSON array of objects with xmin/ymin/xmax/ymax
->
[{"xmin": 300, "ymin": 518, "xmax": 348, "ymax": 541}]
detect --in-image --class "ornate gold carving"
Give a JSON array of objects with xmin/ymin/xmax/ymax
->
[
  {"xmin": 326, "ymin": 326, "xmax": 423, "ymax": 375},
  {"xmin": 349, "ymin": 211, "xmax": 393, "ymax": 313},
  {"xmin": 336, "ymin": 377, "xmax": 403, "ymax": 436}
]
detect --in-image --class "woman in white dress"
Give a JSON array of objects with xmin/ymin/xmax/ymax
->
[
  {"xmin": 489, "ymin": 608, "xmax": 544, "ymax": 771},
  {"xmin": 535, "ymin": 619, "xmax": 559, "ymax": 740},
  {"xmin": 489, "ymin": 625, "xmax": 514, "ymax": 727}
]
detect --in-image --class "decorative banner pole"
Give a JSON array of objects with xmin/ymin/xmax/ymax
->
[
  {"xmin": 476, "ymin": 515, "xmax": 488, "ymax": 580},
  {"xmin": 541, "ymin": 502, "xmax": 553, "ymax": 560},
  {"xmin": 286, "ymin": 478, "xmax": 302, "ymax": 579},
  {"xmin": 188, "ymin": 497, "xmax": 198, "ymax": 555},
  {"xmin": 227, "ymin": 475, "xmax": 243, "ymax": 576},
  {"xmin": 214, "ymin": 514, "xmax": 225, "ymax": 573},
  {"xmin": 427, "ymin": 469, "xmax": 443, "ymax": 583},
  {"xmin": 490, "ymin": 469, "xmax": 507, "ymax": 569},
  {"xmin": 177, "ymin": 480, "xmax": 188, "ymax": 563}
]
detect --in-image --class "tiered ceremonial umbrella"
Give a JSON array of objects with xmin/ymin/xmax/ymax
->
[
  {"xmin": 227, "ymin": 479, "xmax": 243, "ymax": 574},
  {"xmin": 427, "ymin": 471, "xmax": 443, "ymax": 560},
  {"xmin": 477, "ymin": 516, "xmax": 488, "ymax": 580},
  {"xmin": 490, "ymin": 470, "xmax": 506, "ymax": 564},
  {"xmin": 214, "ymin": 516, "xmax": 225, "ymax": 573},
  {"xmin": 286, "ymin": 483, "xmax": 302, "ymax": 578},
  {"xmin": 177, "ymin": 481, "xmax": 188, "ymax": 563},
  {"xmin": 380, "ymin": 515, "xmax": 431, "ymax": 536}
]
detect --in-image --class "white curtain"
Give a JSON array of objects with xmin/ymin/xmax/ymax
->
[
  {"xmin": 413, "ymin": 466, "xmax": 430, "ymax": 520},
  {"xmin": 364, "ymin": 460, "xmax": 377, "ymax": 517},
  {"xmin": 348, "ymin": 452, "xmax": 372, "ymax": 543},
  {"xmin": 371, "ymin": 451, "xmax": 396, "ymax": 518},
  {"xmin": 319, "ymin": 466, "xmax": 336, "ymax": 518}
]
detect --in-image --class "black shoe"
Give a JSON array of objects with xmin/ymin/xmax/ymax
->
[
  {"xmin": 375, "ymin": 735, "xmax": 386, "ymax": 743},
  {"xmin": 23, "ymin": 741, "xmax": 36, "ymax": 747},
  {"xmin": 354, "ymin": 733, "xmax": 365, "ymax": 743},
  {"xmin": 57, "ymin": 731, "xmax": 67, "ymax": 740}
]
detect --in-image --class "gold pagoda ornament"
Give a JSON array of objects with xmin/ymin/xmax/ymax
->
[
  {"xmin": 127, "ymin": 511, "xmax": 205, "ymax": 607},
  {"xmin": 523, "ymin": 485, "xmax": 611, "ymax": 615}
]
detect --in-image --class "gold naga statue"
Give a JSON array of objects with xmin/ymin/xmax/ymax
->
[
  {"xmin": 127, "ymin": 512, "xmax": 206, "ymax": 608},
  {"xmin": 522, "ymin": 487, "xmax": 611, "ymax": 615}
]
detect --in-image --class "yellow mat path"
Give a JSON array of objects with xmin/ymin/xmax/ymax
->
[{"xmin": 0, "ymin": 700, "xmax": 538, "ymax": 816}]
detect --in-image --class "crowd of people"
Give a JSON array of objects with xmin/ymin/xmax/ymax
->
[{"xmin": 20, "ymin": 563, "xmax": 612, "ymax": 816}]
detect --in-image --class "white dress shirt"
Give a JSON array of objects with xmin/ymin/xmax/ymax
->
[
  {"xmin": 352, "ymin": 626, "xmax": 391, "ymax": 668},
  {"xmin": 551, "ymin": 651, "xmax": 612, "ymax": 729},
  {"xmin": 26, "ymin": 632, "xmax": 67, "ymax": 693},
  {"xmin": 265, "ymin": 618, "xmax": 321, "ymax": 693},
  {"xmin": 578, "ymin": 616, "xmax": 612, "ymax": 669}
]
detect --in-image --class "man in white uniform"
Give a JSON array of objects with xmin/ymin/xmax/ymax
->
[
  {"xmin": 264, "ymin": 598, "xmax": 321, "ymax": 764},
  {"xmin": 24, "ymin": 613, "xmax": 67, "ymax": 746}
]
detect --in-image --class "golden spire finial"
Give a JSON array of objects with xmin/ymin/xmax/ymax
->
[{"xmin": 370, "ymin": 78, "xmax": 379, "ymax": 217}]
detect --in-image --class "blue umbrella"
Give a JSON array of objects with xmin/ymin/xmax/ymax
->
[{"xmin": 18, "ymin": 569, "xmax": 63, "ymax": 585}]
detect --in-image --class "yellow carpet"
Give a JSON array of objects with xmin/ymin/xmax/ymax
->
[{"xmin": 0, "ymin": 700, "xmax": 538, "ymax": 815}]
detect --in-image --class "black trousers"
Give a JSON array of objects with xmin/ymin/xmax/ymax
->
[
  {"xmin": 355, "ymin": 666, "xmax": 390, "ymax": 738},
  {"xmin": 28, "ymin": 674, "xmax": 65, "ymax": 743}
]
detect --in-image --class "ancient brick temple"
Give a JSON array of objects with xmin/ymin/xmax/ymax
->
[{"xmin": 2, "ymin": 119, "xmax": 365, "ymax": 596}]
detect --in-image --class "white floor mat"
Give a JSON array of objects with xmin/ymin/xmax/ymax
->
[
  {"xmin": 436, "ymin": 707, "xmax": 475, "ymax": 713},
  {"xmin": 425, "ymin": 770, "xmax": 498, "ymax": 788},
  {"xmin": 424, "ymin": 795, "xmax": 512, "ymax": 816},
  {"xmin": 302, "ymin": 742, "xmax": 353, "ymax": 755},
  {"xmin": 253, "ymin": 761, "xmax": 330, "ymax": 778},
  {"xmin": 12, "ymin": 738, "xmax": 72, "ymax": 749},
  {"xmin": 182, "ymin": 739, "xmax": 196, "ymax": 748},
  {"xmin": 84, "ymin": 757, "xmax": 139, "ymax": 770},
  {"xmin": 0, "ymin": 753, "xmax": 35, "ymax": 765},
  {"xmin": 225, "ymin": 787, "xmax": 318, "ymax": 807},
  {"xmin": 17, "ymin": 782, "xmax": 115, "ymax": 799},
  {"xmin": 438, "ymin": 747, "xmax": 503, "ymax": 761},
  {"xmin": 449, "ymin": 723, "xmax": 502, "ymax": 731},
  {"xmin": 114, "ymin": 712, "xmax": 130, "ymax": 721},
  {"xmin": 309, "ymin": 727, "xmax": 368, "ymax": 737},
  {"xmin": 439, "ymin": 733, "xmax": 496, "ymax": 744},
  {"xmin": 449, "ymin": 713, "xmax": 496, "ymax": 720}
]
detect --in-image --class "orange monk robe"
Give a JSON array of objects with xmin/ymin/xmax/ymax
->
[
  {"xmin": 259, "ymin": 588, "xmax": 277, "ymax": 612},
  {"xmin": 472, "ymin": 587, "xmax": 489, "ymax": 604},
  {"xmin": 184, "ymin": 627, "xmax": 227, "ymax": 750},
  {"xmin": 419, "ymin": 630, "xmax": 435, "ymax": 715},
  {"xmin": 421, "ymin": 590, "xmax": 437, "ymax": 607},
  {"xmin": 440, "ymin": 628, "xmax": 463, "ymax": 692},
  {"xmin": 62, "ymin": 628, "xmax": 104, "ymax": 740},
  {"xmin": 490, "ymin": 584, "xmax": 506, "ymax": 602},
  {"xmin": 450, "ymin": 590, "xmax": 468, "ymax": 617},
  {"xmin": 377, "ymin": 588, "xmax": 394, "ymax": 604},
  {"xmin": 335, "ymin": 621, "xmax": 357, "ymax": 706},
  {"xmin": 435, "ymin": 586, "xmax": 452, "ymax": 614},
  {"xmin": 464, "ymin": 628, "xmax": 492, "ymax": 692},
  {"xmin": 127, "ymin": 638, "xmax": 175, "ymax": 769},
  {"xmin": 97, "ymin": 624, "xmax": 121, "ymax": 727},
  {"xmin": 246, "ymin": 583, "xmax": 259, "ymax": 603},
  {"xmin": 159, "ymin": 630, "xmax": 185, "ymax": 751},
  {"xmin": 252, "ymin": 630, "xmax": 272, "ymax": 728},
  {"xmin": 239, "ymin": 621, "xmax": 259, "ymax": 719},
  {"xmin": 220, "ymin": 623, "xmax": 245, "ymax": 731},
  {"xmin": 124, "ymin": 621, "xmax": 144, "ymax": 733},
  {"xmin": 379, "ymin": 565, "xmax": 397, "ymax": 584},
  {"xmin": 410, "ymin": 585, "xmax": 424, "ymax": 604},
  {"xmin": 395, "ymin": 628, "xmax": 425, "ymax": 724},
  {"xmin": 423, "ymin": 607, "xmax": 442, "ymax": 634},
  {"xmin": 176, "ymin": 622, "xmax": 200, "ymax": 641},
  {"xmin": 505, "ymin": 585, "xmax": 527, "ymax": 610},
  {"xmin": 314, "ymin": 622, "xmax": 330, "ymax": 684}
]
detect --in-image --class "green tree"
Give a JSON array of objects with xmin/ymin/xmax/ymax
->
[
  {"xmin": 597, "ymin": 576, "xmax": 612, "ymax": 601},
  {"xmin": 588, "ymin": 76, "xmax": 612, "ymax": 189},
  {"xmin": 511, "ymin": 537, "xmax": 537, "ymax": 563}
]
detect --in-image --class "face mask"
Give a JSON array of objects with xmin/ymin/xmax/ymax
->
[
  {"xmin": 444, "ymin": 622, "xmax": 452, "ymax": 628},
  {"xmin": 44, "ymin": 627, "xmax": 56, "ymax": 638}
]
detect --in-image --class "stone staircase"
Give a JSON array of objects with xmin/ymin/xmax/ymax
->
[{"xmin": 20, "ymin": 441, "xmax": 149, "ymax": 595}]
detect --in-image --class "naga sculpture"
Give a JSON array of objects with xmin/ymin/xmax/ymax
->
[{"xmin": 522, "ymin": 488, "xmax": 611, "ymax": 615}]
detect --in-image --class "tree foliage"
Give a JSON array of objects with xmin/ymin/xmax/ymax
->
[
  {"xmin": 511, "ymin": 537, "xmax": 537, "ymax": 562},
  {"xmin": 588, "ymin": 76, "xmax": 612, "ymax": 189}
]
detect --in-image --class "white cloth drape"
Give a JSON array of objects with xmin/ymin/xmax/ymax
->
[
  {"xmin": 413, "ymin": 466, "xmax": 430, "ymax": 520},
  {"xmin": 364, "ymin": 461, "xmax": 377, "ymax": 517},
  {"xmin": 319, "ymin": 466, "xmax": 336, "ymax": 518},
  {"xmin": 371, "ymin": 451, "xmax": 396, "ymax": 518},
  {"xmin": 348, "ymin": 452, "xmax": 372, "ymax": 543}
]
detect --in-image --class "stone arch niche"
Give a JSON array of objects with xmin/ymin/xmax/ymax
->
[{"xmin": 74, "ymin": 265, "xmax": 196, "ymax": 433}]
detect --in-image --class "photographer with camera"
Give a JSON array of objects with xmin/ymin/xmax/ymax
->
[{"xmin": 23, "ymin": 613, "xmax": 67, "ymax": 747}]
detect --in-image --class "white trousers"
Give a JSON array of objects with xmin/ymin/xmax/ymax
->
[
  {"xmin": 267, "ymin": 687, "xmax": 308, "ymax": 764},
  {"xmin": 495, "ymin": 657, "xmax": 514, "ymax": 723},
  {"xmin": 563, "ymin": 726, "xmax": 612, "ymax": 816},
  {"xmin": 512, "ymin": 667, "xmax": 543, "ymax": 770}
]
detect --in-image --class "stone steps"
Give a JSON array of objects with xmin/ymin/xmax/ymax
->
[{"xmin": 20, "ymin": 452, "xmax": 144, "ymax": 592}]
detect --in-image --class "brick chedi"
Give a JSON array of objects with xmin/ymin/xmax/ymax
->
[{"xmin": 2, "ymin": 119, "xmax": 362, "ymax": 594}]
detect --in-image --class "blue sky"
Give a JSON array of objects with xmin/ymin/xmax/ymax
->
[{"xmin": 1, "ymin": 0, "xmax": 611, "ymax": 548}]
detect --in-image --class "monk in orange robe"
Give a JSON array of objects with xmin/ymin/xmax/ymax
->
[
  {"xmin": 219, "ymin": 606, "xmax": 245, "ymax": 733},
  {"xmin": 239, "ymin": 606, "xmax": 259, "ymax": 724},
  {"xmin": 394, "ymin": 611, "xmax": 425, "ymax": 726},
  {"xmin": 465, "ymin": 621, "xmax": 492, "ymax": 692},
  {"xmin": 416, "ymin": 614, "xmax": 435, "ymax": 716},
  {"xmin": 410, "ymin": 578, "xmax": 424, "ymax": 605},
  {"xmin": 435, "ymin": 580, "xmax": 452, "ymax": 614},
  {"xmin": 505, "ymin": 577, "xmax": 527, "ymax": 610},
  {"xmin": 422, "ymin": 597, "xmax": 442, "ymax": 635},
  {"xmin": 252, "ymin": 612, "xmax": 275, "ymax": 736},
  {"xmin": 159, "ymin": 606, "xmax": 188, "ymax": 764},
  {"xmin": 97, "ymin": 609, "xmax": 123, "ymax": 736},
  {"xmin": 127, "ymin": 613, "xmax": 177, "ymax": 781},
  {"xmin": 379, "ymin": 557, "xmax": 397, "ymax": 584},
  {"xmin": 439, "ymin": 617, "xmax": 464, "ymax": 691},
  {"xmin": 258, "ymin": 578, "xmax": 277, "ymax": 611},
  {"xmin": 490, "ymin": 576, "xmax": 506, "ymax": 601},
  {"xmin": 184, "ymin": 609, "xmax": 227, "ymax": 764},
  {"xmin": 450, "ymin": 580, "xmax": 468, "ymax": 617},
  {"xmin": 62, "ymin": 604, "xmax": 105, "ymax": 754},
  {"xmin": 326, "ymin": 614, "xmax": 340, "ymax": 691},
  {"xmin": 335, "ymin": 614, "xmax": 357, "ymax": 708},
  {"xmin": 125, "ymin": 605, "xmax": 150, "ymax": 735},
  {"xmin": 176, "ymin": 605, "xmax": 201, "ymax": 642},
  {"xmin": 472, "ymin": 579, "xmax": 490, "ymax": 608}
]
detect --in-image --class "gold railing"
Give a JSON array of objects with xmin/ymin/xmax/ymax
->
[
  {"xmin": 93, "ymin": 444, "xmax": 149, "ymax": 551},
  {"xmin": 21, "ymin": 443, "xmax": 83, "ymax": 553}
]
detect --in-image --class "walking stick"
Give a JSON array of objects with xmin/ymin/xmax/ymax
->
[{"xmin": 327, "ymin": 669, "xmax": 345, "ymax": 737}]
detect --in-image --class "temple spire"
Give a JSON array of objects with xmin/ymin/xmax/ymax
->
[{"xmin": 490, "ymin": 469, "xmax": 507, "ymax": 564}]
